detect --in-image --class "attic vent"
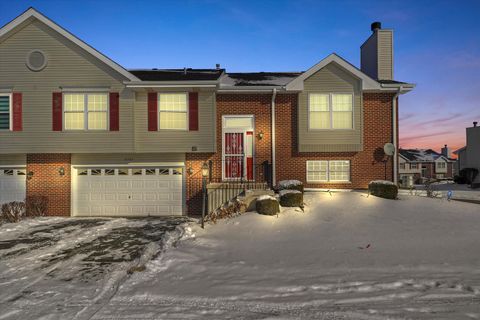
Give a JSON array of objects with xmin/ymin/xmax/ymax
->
[{"xmin": 26, "ymin": 50, "xmax": 47, "ymax": 71}]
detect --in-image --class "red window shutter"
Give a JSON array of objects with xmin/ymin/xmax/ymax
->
[
  {"xmin": 147, "ymin": 92, "xmax": 158, "ymax": 131},
  {"xmin": 12, "ymin": 92, "xmax": 22, "ymax": 131},
  {"xmin": 52, "ymin": 92, "xmax": 62, "ymax": 131},
  {"xmin": 109, "ymin": 92, "xmax": 119, "ymax": 131},
  {"xmin": 188, "ymin": 92, "xmax": 198, "ymax": 131}
]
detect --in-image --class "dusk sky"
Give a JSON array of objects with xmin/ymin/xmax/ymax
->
[{"xmin": 1, "ymin": 0, "xmax": 479, "ymax": 153}]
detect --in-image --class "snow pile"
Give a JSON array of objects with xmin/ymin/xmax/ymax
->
[
  {"xmin": 278, "ymin": 179, "xmax": 302, "ymax": 188},
  {"xmin": 369, "ymin": 180, "xmax": 395, "ymax": 185},
  {"xmin": 279, "ymin": 189, "xmax": 302, "ymax": 196},
  {"xmin": 99, "ymin": 193, "xmax": 480, "ymax": 319}
]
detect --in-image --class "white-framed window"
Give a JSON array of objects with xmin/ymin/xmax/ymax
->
[
  {"xmin": 159, "ymin": 93, "xmax": 188, "ymax": 130},
  {"xmin": 308, "ymin": 93, "xmax": 353, "ymax": 130},
  {"xmin": 411, "ymin": 163, "xmax": 418, "ymax": 169},
  {"xmin": 306, "ymin": 160, "xmax": 350, "ymax": 182},
  {"xmin": 0, "ymin": 93, "xmax": 11, "ymax": 130},
  {"xmin": 437, "ymin": 162, "xmax": 446, "ymax": 169},
  {"xmin": 64, "ymin": 93, "xmax": 108, "ymax": 130},
  {"xmin": 399, "ymin": 163, "xmax": 406, "ymax": 169}
]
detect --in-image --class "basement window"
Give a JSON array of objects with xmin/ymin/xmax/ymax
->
[{"xmin": 306, "ymin": 160, "xmax": 350, "ymax": 183}]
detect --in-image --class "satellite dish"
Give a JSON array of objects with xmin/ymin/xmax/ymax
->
[{"xmin": 384, "ymin": 143, "xmax": 395, "ymax": 156}]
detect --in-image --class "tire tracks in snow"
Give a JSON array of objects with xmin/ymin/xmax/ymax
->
[{"xmin": 72, "ymin": 223, "xmax": 188, "ymax": 320}]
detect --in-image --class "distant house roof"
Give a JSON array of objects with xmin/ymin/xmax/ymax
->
[
  {"xmin": 128, "ymin": 69, "xmax": 224, "ymax": 81},
  {"xmin": 399, "ymin": 149, "xmax": 454, "ymax": 162},
  {"xmin": 453, "ymin": 146, "xmax": 467, "ymax": 155},
  {"xmin": 221, "ymin": 72, "xmax": 302, "ymax": 87}
]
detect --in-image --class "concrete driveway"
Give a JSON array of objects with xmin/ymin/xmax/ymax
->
[{"xmin": 0, "ymin": 217, "xmax": 189, "ymax": 320}]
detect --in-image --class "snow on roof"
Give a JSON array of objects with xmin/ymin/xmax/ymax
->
[
  {"xmin": 399, "ymin": 149, "xmax": 448, "ymax": 162},
  {"xmin": 221, "ymin": 72, "xmax": 302, "ymax": 87}
]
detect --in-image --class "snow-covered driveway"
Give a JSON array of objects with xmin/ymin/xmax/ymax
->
[
  {"xmin": 0, "ymin": 217, "xmax": 188, "ymax": 320},
  {"xmin": 97, "ymin": 192, "xmax": 480, "ymax": 320}
]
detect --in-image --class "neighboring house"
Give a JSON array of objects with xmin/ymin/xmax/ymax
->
[
  {"xmin": 0, "ymin": 8, "xmax": 414, "ymax": 217},
  {"xmin": 398, "ymin": 148, "xmax": 455, "ymax": 184},
  {"xmin": 454, "ymin": 122, "xmax": 480, "ymax": 184}
]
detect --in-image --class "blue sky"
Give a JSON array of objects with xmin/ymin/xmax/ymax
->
[{"xmin": 1, "ymin": 0, "xmax": 479, "ymax": 152}]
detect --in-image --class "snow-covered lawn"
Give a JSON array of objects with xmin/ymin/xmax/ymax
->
[
  {"xmin": 1, "ymin": 193, "xmax": 480, "ymax": 319},
  {"xmin": 0, "ymin": 217, "xmax": 188, "ymax": 320},
  {"xmin": 97, "ymin": 192, "xmax": 480, "ymax": 319}
]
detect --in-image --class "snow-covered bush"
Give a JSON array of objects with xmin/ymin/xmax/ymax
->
[
  {"xmin": 276, "ymin": 180, "xmax": 304, "ymax": 193},
  {"xmin": 256, "ymin": 196, "xmax": 280, "ymax": 216},
  {"xmin": 1, "ymin": 201, "xmax": 26, "ymax": 223},
  {"xmin": 279, "ymin": 190, "xmax": 303, "ymax": 207},
  {"xmin": 368, "ymin": 180, "xmax": 398, "ymax": 199}
]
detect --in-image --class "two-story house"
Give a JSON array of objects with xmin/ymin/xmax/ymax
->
[
  {"xmin": 454, "ymin": 122, "xmax": 480, "ymax": 185},
  {"xmin": 398, "ymin": 148, "xmax": 455, "ymax": 185},
  {"xmin": 0, "ymin": 8, "xmax": 414, "ymax": 217}
]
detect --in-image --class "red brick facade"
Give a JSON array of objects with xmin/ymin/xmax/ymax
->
[
  {"xmin": 185, "ymin": 92, "xmax": 397, "ymax": 214},
  {"xmin": 276, "ymin": 92, "xmax": 395, "ymax": 189},
  {"xmin": 26, "ymin": 153, "xmax": 71, "ymax": 216}
]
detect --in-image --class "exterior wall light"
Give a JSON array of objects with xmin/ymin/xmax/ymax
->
[
  {"xmin": 257, "ymin": 131, "xmax": 264, "ymax": 140},
  {"xmin": 201, "ymin": 162, "xmax": 209, "ymax": 177},
  {"xmin": 27, "ymin": 171, "xmax": 34, "ymax": 180},
  {"xmin": 187, "ymin": 167, "xmax": 194, "ymax": 175},
  {"xmin": 58, "ymin": 167, "xmax": 65, "ymax": 176}
]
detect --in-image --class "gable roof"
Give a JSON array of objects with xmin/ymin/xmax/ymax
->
[
  {"xmin": 399, "ymin": 149, "xmax": 454, "ymax": 162},
  {"xmin": 286, "ymin": 53, "xmax": 415, "ymax": 92},
  {"xmin": 0, "ymin": 7, "xmax": 139, "ymax": 81}
]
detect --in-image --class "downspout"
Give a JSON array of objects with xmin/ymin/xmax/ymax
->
[
  {"xmin": 392, "ymin": 86, "xmax": 403, "ymax": 185},
  {"xmin": 271, "ymin": 88, "xmax": 277, "ymax": 186}
]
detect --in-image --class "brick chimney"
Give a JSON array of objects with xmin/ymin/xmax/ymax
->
[
  {"xmin": 360, "ymin": 22, "xmax": 394, "ymax": 80},
  {"xmin": 441, "ymin": 144, "xmax": 451, "ymax": 158}
]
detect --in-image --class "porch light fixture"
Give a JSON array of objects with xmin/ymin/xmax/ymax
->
[
  {"xmin": 58, "ymin": 167, "xmax": 65, "ymax": 176},
  {"xmin": 27, "ymin": 171, "xmax": 34, "ymax": 180},
  {"xmin": 187, "ymin": 167, "xmax": 194, "ymax": 175},
  {"xmin": 201, "ymin": 162, "xmax": 209, "ymax": 177},
  {"xmin": 257, "ymin": 131, "xmax": 264, "ymax": 140}
]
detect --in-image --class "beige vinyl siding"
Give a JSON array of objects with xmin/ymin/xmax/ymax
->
[
  {"xmin": 0, "ymin": 20, "xmax": 134, "ymax": 154},
  {"xmin": 377, "ymin": 30, "xmax": 393, "ymax": 80},
  {"xmin": 360, "ymin": 32, "xmax": 378, "ymax": 80},
  {"xmin": 72, "ymin": 153, "xmax": 185, "ymax": 166},
  {"xmin": 298, "ymin": 63, "xmax": 363, "ymax": 152},
  {"xmin": 0, "ymin": 154, "xmax": 26, "ymax": 165},
  {"xmin": 134, "ymin": 90, "xmax": 216, "ymax": 153}
]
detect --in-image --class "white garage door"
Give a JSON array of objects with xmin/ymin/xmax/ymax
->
[
  {"xmin": 72, "ymin": 167, "xmax": 184, "ymax": 217},
  {"xmin": 0, "ymin": 167, "xmax": 26, "ymax": 204}
]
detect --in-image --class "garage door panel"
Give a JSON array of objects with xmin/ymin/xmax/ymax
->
[
  {"xmin": 0, "ymin": 167, "xmax": 26, "ymax": 204},
  {"xmin": 104, "ymin": 193, "xmax": 116, "ymax": 201},
  {"xmin": 144, "ymin": 181, "xmax": 157, "ymax": 189},
  {"xmin": 131, "ymin": 193, "xmax": 143, "ymax": 201},
  {"xmin": 73, "ymin": 166, "xmax": 184, "ymax": 217}
]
